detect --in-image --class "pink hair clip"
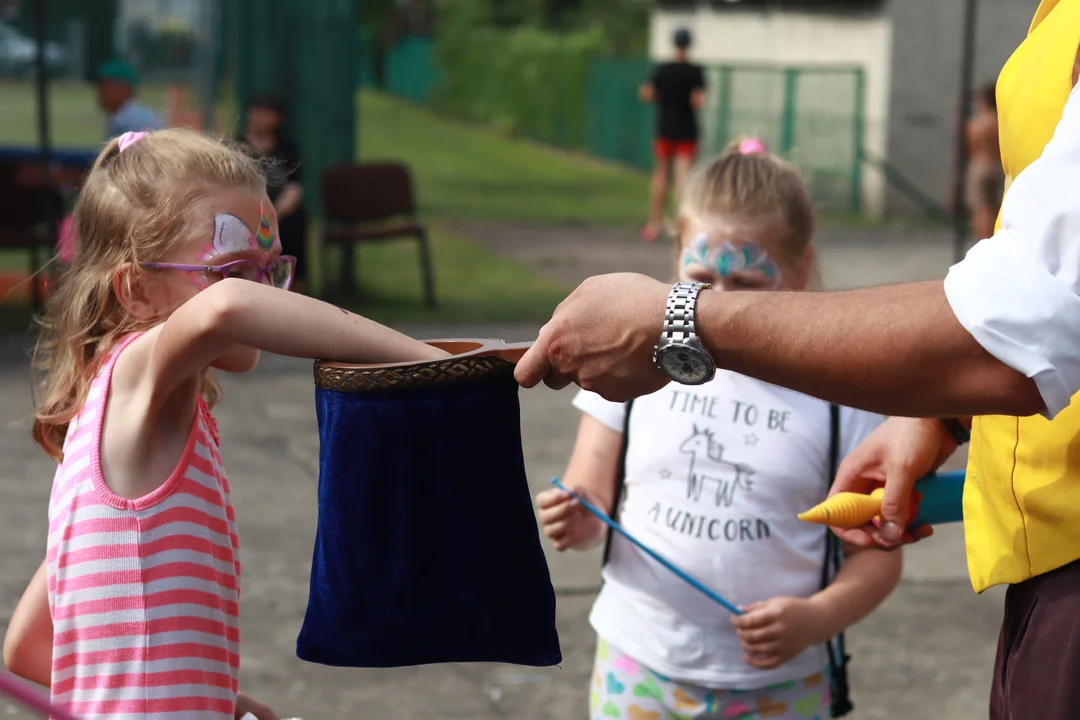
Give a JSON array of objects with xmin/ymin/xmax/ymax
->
[
  {"xmin": 117, "ymin": 131, "xmax": 150, "ymax": 153},
  {"xmin": 738, "ymin": 137, "xmax": 768, "ymax": 156}
]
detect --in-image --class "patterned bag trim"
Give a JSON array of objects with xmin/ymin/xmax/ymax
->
[{"xmin": 313, "ymin": 355, "xmax": 515, "ymax": 393}]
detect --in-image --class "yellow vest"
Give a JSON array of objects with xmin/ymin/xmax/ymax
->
[{"xmin": 964, "ymin": 0, "xmax": 1080, "ymax": 593}]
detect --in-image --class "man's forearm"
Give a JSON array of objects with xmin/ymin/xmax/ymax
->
[{"xmin": 695, "ymin": 280, "xmax": 1044, "ymax": 417}]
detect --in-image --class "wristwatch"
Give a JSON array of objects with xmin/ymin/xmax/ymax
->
[
  {"xmin": 653, "ymin": 281, "xmax": 717, "ymax": 385},
  {"xmin": 940, "ymin": 418, "xmax": 971, "ymax": 446}
]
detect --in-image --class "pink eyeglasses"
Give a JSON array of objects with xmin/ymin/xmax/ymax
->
[{"xmin": 142, "ymin": 256, "xmax": 297, "ymax": 291}]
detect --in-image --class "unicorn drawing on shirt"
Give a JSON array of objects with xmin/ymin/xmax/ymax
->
[{"xmin": 678, "ymin": 425, "xmax": 755, "ymax": 508}]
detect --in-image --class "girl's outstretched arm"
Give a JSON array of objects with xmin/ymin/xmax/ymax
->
[
  {"xmin": 3, "ymin": 560, "xmax": 52, "ymax": 688},
  {"xmin": 146, "ymin": 279, "xmax": 448, "ymax": 398}
]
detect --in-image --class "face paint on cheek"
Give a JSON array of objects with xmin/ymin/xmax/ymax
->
[
  {"xmin": 256, "ymin": 202, "xmax": 276, "ymax": 250},
  {"xmin": 212, "ymin": 213, "xmax": 255, "ymax": 255}
]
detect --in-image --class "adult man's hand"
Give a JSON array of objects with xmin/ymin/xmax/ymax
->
[
  {"xmin": 830, "ymin": 417, "xmax": 959, "ymax": 549},
  {"xmin": 515, "ymin": 273, "xmax": 672, "ymax": 401}
]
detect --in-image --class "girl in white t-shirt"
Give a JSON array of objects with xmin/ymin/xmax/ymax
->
[{"xmin": 536, "ymin": 138, "xmax": 902, "ymax": 720}]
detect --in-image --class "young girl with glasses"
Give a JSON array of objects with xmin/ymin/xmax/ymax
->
[{"xmin": 2, "ymin": 129, "xmax": 445, "ymax": 720}]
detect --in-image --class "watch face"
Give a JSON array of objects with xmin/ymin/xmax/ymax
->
[{"xmin": 658, "ymin": 346, "xmax": 713, "ymax": 385}]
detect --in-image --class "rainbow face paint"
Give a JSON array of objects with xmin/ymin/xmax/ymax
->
[
  {"xmin": 256, "ymin": 202, "xmax": 276, "ymax": 249},
  {"xmin": 212, "ymin": 213, "xmax": 255, "ymax": 255},
  {"xmin": 680, "ymin": 232, "xmax": 781, "ymax": 288}
]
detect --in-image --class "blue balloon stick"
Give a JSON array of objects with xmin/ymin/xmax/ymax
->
[{"xmin": 549, "ymin": 477, "xmax": 743, "ymax": 616}]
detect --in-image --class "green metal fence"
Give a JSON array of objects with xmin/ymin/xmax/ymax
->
[
  {"xmin": 583, "ymin": 61, "xmax": 865, "ymax": 214},
  {"xmin": 385, "ymin": 36, "xmax": 436, "ymax": 104},
  {"xmin": 230, "ymin": 0, "xmax": 358, "ymax": 215},
  {"xmin": 585, "ymin": 56, "xmax": 654, "ymax": 171},
  {"xmin": 700, "ymin": 64, "xmax": 866, "ymax": 214}
]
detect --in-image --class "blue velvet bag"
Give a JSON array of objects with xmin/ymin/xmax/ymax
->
[{"xmin": 297, "ymin": 341, "xmax": 562, "ymax": 668}]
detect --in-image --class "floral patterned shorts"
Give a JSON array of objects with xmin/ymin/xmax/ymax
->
[{"xmin": 590, "ymin": 638, "xmax": 832, "ymax": 720}]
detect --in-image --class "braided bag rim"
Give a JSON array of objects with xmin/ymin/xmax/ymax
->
[{"xmin": 313, "ymin": 355, "xmax": 515, "ymax": 393}]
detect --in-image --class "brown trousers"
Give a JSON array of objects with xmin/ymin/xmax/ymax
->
[{"xmin": 990, "ymin": 559, "xmax": 1080, "ymax": 719}]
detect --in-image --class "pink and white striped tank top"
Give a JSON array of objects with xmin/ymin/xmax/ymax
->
[{"xmin": 45, "ymin": 333, "xmax": 241, "ymax": 720}]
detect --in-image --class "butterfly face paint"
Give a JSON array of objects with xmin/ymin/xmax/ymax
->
[
  {"xmin": 256, "ymin": 202, "xmax": 276, "ymax": 249},
  {"xmin": 680, "ymin": 232, "xmax": 782, "ymax": 288},
  {"xmin": 208, "ymin": 213, "xmax": 256, "ymax": 258}
]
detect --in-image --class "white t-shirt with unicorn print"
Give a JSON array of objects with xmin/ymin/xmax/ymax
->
[{"xmin": 573, "ymin": 370, "xmax": 883, "ymax": 689}]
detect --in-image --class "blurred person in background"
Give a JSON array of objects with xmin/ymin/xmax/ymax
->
[
  {"xmin": 56, "ymin": 59, "xmax": 166, "ymax": 264},
  {"xmin": 238, "ymin": 94, "xmax": 309, "ymax": 294},
  {"xmin": 965, "ymin": 82, "xmax": 1003, "ymax": 244},
  {"xmin": 94, "ymin": 59, "xmax": 164, "ymax": 141},
  {"xmin": 640, "ymin": 28, "xmax": 706, "ymax": 244}
]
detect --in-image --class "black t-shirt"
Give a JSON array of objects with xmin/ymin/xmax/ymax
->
[{"xmin": 650, "ymin": 62, "xmax": 706, "ymax": 141}]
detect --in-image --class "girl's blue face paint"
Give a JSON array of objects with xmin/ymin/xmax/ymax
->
[{"xmin": 680, "ymin": 232, "xmax": 782, "ymax": 288}]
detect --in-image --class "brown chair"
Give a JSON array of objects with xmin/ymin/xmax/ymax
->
[
  {"xmin": 321, "ymin": 162, "xmax": 436, "ymax": 308},
  {"xmin": 0, "ymin": 161, "xmax": 65, "ymax": 311}
]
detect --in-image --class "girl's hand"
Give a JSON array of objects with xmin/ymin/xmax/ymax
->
[
  {"xmin": 235, "ymin": 692, "xmax": 281, "ymax": 720},
  {"xmin": 535, "ymin": 486, "xmax": 606, "ymax": 552},
  {"xmin": 731, "ymin": 597, "xmax": 828, "ymax": 670}
]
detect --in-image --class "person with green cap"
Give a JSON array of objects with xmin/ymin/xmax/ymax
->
[
  {"xmin": 54, "ymin": 59, "xmax": 166, "ymax": 262},
  {"xmin": 94, "ymin": 58, "xmax": 163, "ymax": 140}
]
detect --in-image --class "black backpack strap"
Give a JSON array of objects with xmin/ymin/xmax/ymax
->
[
  {"xmin": 824, "ymin": 403, "xmax": 854, "ymax": 717},
  {"xmin": 601, "ymin": 399, "xmax": 633, "ymax": 566}
]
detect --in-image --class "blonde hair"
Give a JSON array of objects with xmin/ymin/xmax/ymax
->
[
  {"xmin": 32, "ymin": 128, "xmax": 268, "ymax": 462},
  {"xmin": 674, "ymin": 137, "xmax": 816, "ymax": 273}
]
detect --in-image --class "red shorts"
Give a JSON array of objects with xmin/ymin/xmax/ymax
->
[{"xmin": 654, "ymin": 138, "xmax": 698, "ymax": 160}]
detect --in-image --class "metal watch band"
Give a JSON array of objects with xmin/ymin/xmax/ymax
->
[{"xmin": 655, "ymin": 281, "xmax": 710, "ymax": 359}]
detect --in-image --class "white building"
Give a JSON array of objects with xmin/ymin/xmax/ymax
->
[{"xmin": 651, "ymin": 0, "xmax": 1036, "ymax": 218}]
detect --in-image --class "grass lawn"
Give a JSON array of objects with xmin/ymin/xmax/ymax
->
[
  {"xmin": 322, "ymin": 225, "xmax": 567, "ymax": 324},
  {"xmin": 0, "ymin": 80, "xmax": 175, "ymax": 147},
  {"xmin": 358, "ymin": 91, "xmax": 648, "ymax": 226},
  {"xmin": 0, "ymin": 82, "xmax": 650, "ymax": 225}
]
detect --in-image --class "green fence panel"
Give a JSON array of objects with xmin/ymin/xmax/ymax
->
[
  {"xmin": 851, "ymin": 69, "xmax": 865, "ymax": 213},
  {"xmin": 358, "ymin": 26, "xmax": 377, "ymax": 88},
  {"xmin": 585, "ymin": 56, "xmax": 653, "ymax": 171},
  {"xmin": 231, "ymin": 0, "xmax": 357, "ymax": 216},
  {"xmin": 385, "ymin": 36, "xmax": 437, "ymax": 104},
  {"xmin": 784, "ymin": 67, "xmax": 862, "ymax": 214},
  {"xmin": 296, "ymin": 0, "xmax": 357, "ymax": 214},
  {"xmin": 699, "ymin": 64, "xmax": 864, "ymax": 214}
]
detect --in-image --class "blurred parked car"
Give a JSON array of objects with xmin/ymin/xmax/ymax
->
[{"xmin": 0, "ymin": 20, "xmax": 67, "ymax": 78}]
